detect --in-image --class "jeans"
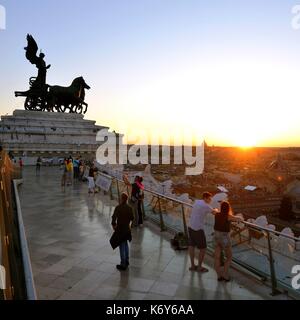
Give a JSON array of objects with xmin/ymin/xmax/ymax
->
[
  {"xmin": 119, "ymin": 241, "xmax": 129, "ymax": 266},
  {"xmin": 73, "ymin": 166, "xmax": 79, "ymax": 179}
]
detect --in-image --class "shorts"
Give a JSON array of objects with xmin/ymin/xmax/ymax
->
[
  {"xmin": 214, "ymin": 231, "xmax": 231, "ymax": 249},
  {"xmin": 188, "ymin": 228, "xmax": 207, "ymax": 249}
]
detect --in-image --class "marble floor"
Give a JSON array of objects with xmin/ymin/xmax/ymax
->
[{"xmin": 18, "ymin": 167, "xmax": 290, "ymax": 300}]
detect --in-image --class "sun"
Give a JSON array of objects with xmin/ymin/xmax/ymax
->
[
  {"xmin": 230, "ymin": 133, "xmax": 258, "ymax": 148},
  {"xmin": 238, "ymin": 140, "xmax": 255, "ymax": 148}
]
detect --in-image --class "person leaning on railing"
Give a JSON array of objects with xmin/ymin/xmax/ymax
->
[
  {"xmin": 188, "ymin": 192, "xmax": 218, "ymax": 273},
  {"xmin": 213, "ymin": 201, "xmax": 243, "ymax": 282},
  {"xmin": 123, "ymin": 174, "xmax": 144, "ymax": 227}
]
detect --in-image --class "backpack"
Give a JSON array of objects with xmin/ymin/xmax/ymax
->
[{"xmin": 171, "ymin": 232, "xmax": 188, "ymax": 250}]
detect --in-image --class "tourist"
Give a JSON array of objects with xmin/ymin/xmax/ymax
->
[
  {"xmin": 87, "ymin": 165, "xmax": 96, "ymax": 194},
  {"xmin": 79, "ymin": 160, "xmax": 85, "ymax": 181},
  {"xmin": 73, "ymin": 157, "xmax": 80, "ymax": 180},
  {"xmin": 124, "ymin": 175, "xmax": 143, "ymax": 227},
  {"xmin": 36, "ymin": 157, "xmax": 42, "ymax": 174},
  {"xmin": 61, "ymin": 158, "xmax": 68, "ymax": 187},
  {"xmin": 137, "ymin": 176, "xmax": 145, "ymax": 227},
  {"xmin": 213, "ymin": 201, "xmax": 242, "ymax": 282},
  {"xmin": 188, "ymin": 192, "xmax": 216, "ymax": 273},
  {"xmin": 19, "ymin": 157, "xmax": 24, "ymax": 170},
  {"xmin": 110, "ymin": 193, "xmax": 134, "ymax": 271},
  {"xmin": 66, "ymin": 158, "xmax": 73, "ymax": 185}
]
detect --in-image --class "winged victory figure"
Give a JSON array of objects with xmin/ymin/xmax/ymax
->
[{"xmin": 24, "ymin": 34, "xmax": 51, "ymax": 91}]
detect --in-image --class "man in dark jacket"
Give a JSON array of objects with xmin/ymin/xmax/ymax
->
[{"xmin": 111, "ymin": 193, "xmax": 134, "ymax": 271}]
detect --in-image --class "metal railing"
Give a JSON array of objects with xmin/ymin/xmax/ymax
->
[
  {"xmin": 97, "ymin": 170, "xmax": 300, "ymax": 299},
  {"xmin": 13, "ymin": 180, "xmax": 36, "ymax": 300},
  {"xmin": 0, "ymin": 150, "xmax": 36, "ymax": 300}
]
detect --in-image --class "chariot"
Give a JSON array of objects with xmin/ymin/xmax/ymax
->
[{"xmin": 15, "ymin": 34, "xmax": 90, "ymax": 115}]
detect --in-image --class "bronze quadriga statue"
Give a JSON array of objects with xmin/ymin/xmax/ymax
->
[{"xmin": 15, "ymin": 35, "xmax": 90, "ymax": 114}]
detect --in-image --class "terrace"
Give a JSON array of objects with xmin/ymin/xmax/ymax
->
[{"xmin": 9, "ymin": 166, "xmax": 298, "ymax": 300}]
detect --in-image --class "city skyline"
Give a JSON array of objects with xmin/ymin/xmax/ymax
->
[{"xmin": 1, "ymin": 0, "xmax": 300, "ymax": 147}]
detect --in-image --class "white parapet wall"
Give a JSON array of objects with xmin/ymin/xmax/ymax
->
[{"xmin": 0, "ymin": 110, "xmax": 111, "ymax": 161}]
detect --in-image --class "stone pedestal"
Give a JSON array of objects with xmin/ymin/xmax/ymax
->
[{"xmin": 0, "ymin": 110, "xmax": 109, "ymax": 163}]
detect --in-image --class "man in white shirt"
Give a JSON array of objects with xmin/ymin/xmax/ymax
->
[{"xmin": 188, "ymin": 192, "xmax": 214, "ymax": 273}]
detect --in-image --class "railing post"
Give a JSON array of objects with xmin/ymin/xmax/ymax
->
[
  {"xmin": 158, "ymin": 197, "xmax": 166, "ymax": 232},
  {"xmin": 181, "ymin": 204, "xmax": 188, "ymax": 238},
  {"xmin": 109, "ymin": 182, "xmax": 114, "ymax": 200},
  {"xmin": 266, "ymin": 230, "xmax": 280, "ymax": 296},
  {"xmin": 116, "ymin": 179, "xmax": 121, "ymax": 204}
]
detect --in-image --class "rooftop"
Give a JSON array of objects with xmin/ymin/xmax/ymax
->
[{"xmin": 19, "ymin": 167, "xmax": 293, "ymax": 300}]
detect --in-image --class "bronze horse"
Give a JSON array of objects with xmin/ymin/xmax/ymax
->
[
  {"xmin": 48, "ymin": 76, "xmax": 91, "ymax": 114},
  {"xmin": 15, "ymin": 76, "xmax": 90, "ymax": 114}
]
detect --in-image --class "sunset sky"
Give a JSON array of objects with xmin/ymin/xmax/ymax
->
[{"xmin": 1, "ymin": 0, "xmax": 300, "ymax": 147}]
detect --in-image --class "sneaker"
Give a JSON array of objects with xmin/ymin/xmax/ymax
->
[{"xmin": 116, "ymin": 265, "xmax": 127, "ymax": 271}]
